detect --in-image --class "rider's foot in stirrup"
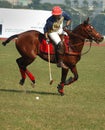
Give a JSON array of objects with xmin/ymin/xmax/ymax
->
[{"xmin": 57, "ymin": 61, "xmax": 68, "ymax": 69}]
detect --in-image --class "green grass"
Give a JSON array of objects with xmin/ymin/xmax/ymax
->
[{"xmin": 0, "ymin": 40, "xmax": 105, "ymax": 130}]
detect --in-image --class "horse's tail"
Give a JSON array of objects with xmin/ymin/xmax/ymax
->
[{"xmin": 2, "ymin": 34, "xmax": 18, "ymax": 46}]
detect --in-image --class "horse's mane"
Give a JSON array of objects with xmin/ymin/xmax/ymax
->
[{"xmin": 72, "ymin": 24, "xmax": 83, "ymax": 33}]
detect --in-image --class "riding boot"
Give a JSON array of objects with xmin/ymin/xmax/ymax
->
[{"xmin": 56, "ymin": 42, "xmax": 68, "ymax": 69}]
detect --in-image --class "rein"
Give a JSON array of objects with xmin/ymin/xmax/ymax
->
[
  {"xmin": 81, "ymin": 40, "xmax": 92, "ymax": 56},
  {"xmin": 68, "ymin": 32, "xmax": 92, "ymax": 56}
]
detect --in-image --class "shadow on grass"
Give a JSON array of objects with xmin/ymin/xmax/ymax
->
[{"xmin": 0, "ymin": 88, "xmax": 59, "ymax": 96}]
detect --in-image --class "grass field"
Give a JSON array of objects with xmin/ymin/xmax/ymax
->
[{"xmin": 0, "ymin": 40, "xmax": 105, "ymax": 130}]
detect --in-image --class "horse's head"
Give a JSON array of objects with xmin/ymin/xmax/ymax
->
[{"xmin": 82, "ymin": 18, "xmax": 104, "ymax": 43}]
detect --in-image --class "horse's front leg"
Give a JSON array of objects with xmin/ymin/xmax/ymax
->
[
  {"xmin": 65, "ymin": 65, "xmax": 78, "ymax": 85},
  {"xmin": 57, "ymin": 68, "xmax": 69, "ymax": 96}
]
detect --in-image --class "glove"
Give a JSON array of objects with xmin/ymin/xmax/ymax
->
[
  {"xmin": 46, "ymin": 38, "xmax": 50, "ymax": 44},
  {"xmin": 63, "ymin": 25, "xmax": 69, "ymax": 30}
]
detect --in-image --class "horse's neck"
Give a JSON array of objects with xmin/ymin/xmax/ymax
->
[{"xmin": 70, "ymin": 31, "xmax": 85, "ymax": 52}]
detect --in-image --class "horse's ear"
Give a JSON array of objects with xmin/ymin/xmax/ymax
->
[{"xmin": 83, "ymin": 17, "xmax": 89, "ymax": 25}]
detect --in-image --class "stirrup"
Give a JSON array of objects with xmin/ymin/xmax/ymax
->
[{"xmin": 57, "ymin": 61, "xmax": 69, "ymax": 69}]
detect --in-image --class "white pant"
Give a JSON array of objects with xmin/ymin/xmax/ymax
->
[{"xmin": 49, "ymin": 28, "xmax": 67, "ymax": 45}]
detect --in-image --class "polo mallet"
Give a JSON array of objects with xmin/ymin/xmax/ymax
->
[{"xmin": 48, "ymin": 43, "xmax": 53, "ymax": 85}]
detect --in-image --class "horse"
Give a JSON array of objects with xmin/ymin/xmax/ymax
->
[{"xmin": 2, "ymin": 18, "xmax": 104, "ymax": 96}]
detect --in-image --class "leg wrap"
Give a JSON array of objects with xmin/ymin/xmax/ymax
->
[
  {"xmin": 20, "ymin": 68, "xmax": 26, "ymax": 79},
  {"xmin": 25, "ymin": 69, "xmax": 35, "ymax": 83}
]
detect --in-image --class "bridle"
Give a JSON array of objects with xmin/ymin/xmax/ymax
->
[
  {"xmin": 69, "ymin": 32, "xmax": 92, "ymax": 56},
  {"xmin": 68, "ymin": 24, "xmax": 99, "ymax": 56},
  {"xmin": 81, "ymin": 39, "xmax": 92, "ymax": 56}
]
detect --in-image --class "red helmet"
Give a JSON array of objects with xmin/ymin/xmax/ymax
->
[{"xmin": 52, "ymin": 6, "xmax": 62, "ymax": 15}]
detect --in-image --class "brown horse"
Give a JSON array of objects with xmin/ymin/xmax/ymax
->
[{"xmin": 2, "ymin": 18, "xmax": 104, "ymax": 96}]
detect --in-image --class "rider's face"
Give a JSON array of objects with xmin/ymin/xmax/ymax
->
[{"xmin": 54, "ymin": 15, "xmax": 61, "ymax": 20}]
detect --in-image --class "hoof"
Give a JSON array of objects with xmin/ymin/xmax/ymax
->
[
  {"xmin": 57, "ymin": 84, "xmax": 64, "ymax": 96},
  {"xmin": 31, "ymin": 83, "xmax": 35, "ymax": 88},
  {"xmin": 31, "ymin": 80, "xmax": 36, "ymax": 88},
  {"xmin": 19, "ymin": 79, "xmax": 25, "ymax": 86}
]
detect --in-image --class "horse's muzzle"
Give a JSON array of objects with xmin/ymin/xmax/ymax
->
[
  {"xmin": 96, "ymin": 36, "xmax": 104, "ymax": 43},
  {"xmin": 100, "ymin": 36, "xmax": 104, "ymax": 42}
]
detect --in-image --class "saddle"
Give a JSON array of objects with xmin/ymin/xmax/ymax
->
[{"xmin": 39, "ymin": 35, "xmax": 70, "ymax": 55}]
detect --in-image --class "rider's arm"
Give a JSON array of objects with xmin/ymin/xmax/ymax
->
[
  {"xmin": 44, "ymin": 19, "xmax": 52, "ymax": 39},
  {"xmin": 66, "ymin": 19, "xmax": 71, "ymax": 27},
  {"xmin": 44, "ymin": 32, "xmax": 49, "ymax": 39},
  {"xmin": 62, "ymin": 12, "xmax": 71, "ymax": 27}
]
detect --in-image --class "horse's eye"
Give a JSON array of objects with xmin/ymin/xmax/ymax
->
[
  {"xmin": 90, "ymin": 26, "xmax": 93, "ymax": 29},
  {"xmin": 88, "ymin": 29, "xmax": 92, "ymax": 32}
]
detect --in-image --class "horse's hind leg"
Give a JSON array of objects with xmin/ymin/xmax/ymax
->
[
  {"xmin": 16, "ymin": 57, "xmax": 26, "ymax": 85},
  {"xmin": 16, "ymin": 57, "xmax": 35, "ymax": 85}
]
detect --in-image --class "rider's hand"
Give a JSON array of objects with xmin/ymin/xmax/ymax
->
[
  {"xmin": 63, "ymin": 25, "xmax": 69, "ymax": 30},
  {"xmin": 46, "ymin": 38, "xmax": 50, "ymax": 44}
]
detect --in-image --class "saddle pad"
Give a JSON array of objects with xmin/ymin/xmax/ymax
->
[{"xmin": 40, "ymin": 39, "xmax": 55, "ymax": 54}]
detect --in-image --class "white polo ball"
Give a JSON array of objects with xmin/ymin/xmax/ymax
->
[{"xmin": 36, "ymin": 96, "xmax": 39, "ymax": 100}]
